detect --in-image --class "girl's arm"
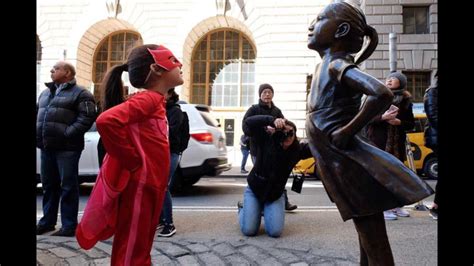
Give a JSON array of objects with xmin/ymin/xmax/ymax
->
[{"xmin": 331, "ymin": 68, "xmax": 393, "ymax": 149}]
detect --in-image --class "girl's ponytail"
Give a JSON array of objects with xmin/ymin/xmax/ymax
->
[
  {"xmin": 100, "ymin": 63, "xmax": 128, "ymax": 111},
  {"xmin": 355, "ymin": 25, "xmax": 378, "ymax": 65}
]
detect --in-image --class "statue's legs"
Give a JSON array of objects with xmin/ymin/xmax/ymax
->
[{"xmin": 353, "ymin": 212, "xmax": 394, "ymax": 266}]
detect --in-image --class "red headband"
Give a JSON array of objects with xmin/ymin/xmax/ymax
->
[{"xmin": 147, "ymin": 45, "xmax": 182, "ymax": 71}]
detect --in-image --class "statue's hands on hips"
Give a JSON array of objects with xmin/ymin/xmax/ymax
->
[{"xmin": 330, "ymin": 127, "xmax": 351, "ymax": 149}]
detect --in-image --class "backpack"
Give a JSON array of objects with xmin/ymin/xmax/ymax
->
[{"xmin": 177, "ymin": 111, "xmax": 190, "ymax": 153}]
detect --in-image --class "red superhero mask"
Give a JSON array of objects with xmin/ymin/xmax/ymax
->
[{"xmin": 147, "ymin": 46, "xmax": 182, "ymax": 71}]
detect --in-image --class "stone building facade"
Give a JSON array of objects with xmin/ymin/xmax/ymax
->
[{"xmin": 37, "ymin": 0, "xmax": 437, "ymax": 146}]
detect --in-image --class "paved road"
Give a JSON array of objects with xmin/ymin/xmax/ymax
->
[{"xmin": 37, "ymin": 174, "xmax": 437, "ymax": 265}]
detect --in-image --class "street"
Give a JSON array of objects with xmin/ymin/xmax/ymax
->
[{"xmin": 36, "ymin": 175, "xmax": 437, "ymax": 265}]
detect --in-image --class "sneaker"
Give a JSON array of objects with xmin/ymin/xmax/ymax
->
[
  {"xmin": 240, "ymin": 169, "xmax": 249, "ymax": 174},
  {"xmin": 429, "ymin": 208, "xmax": 438, "ymax": 220},
  {"xmin": 51, "ymin": 228, "xmax": 75, "ymax": 237},
  {"xmin": 157, "ymin": 222, "xmax": 165, "ymax": 231},
  {"xmin": 285, "ymin": 202, "xmax": 298, "ymax": 211},
  {"xmin": 158, "ymin": 224, "xmax": 176, "ymax": 237},
  {"xmin": 392, "ymin": 207, "xmax": 410, "ymax": 217},
  {"xmin": 36, "ymin": 225, "xmax": 55, "ymax": 235},
  {"xmin": 383, "ymin": 211, "xmax": 398, "ymax": 220}
]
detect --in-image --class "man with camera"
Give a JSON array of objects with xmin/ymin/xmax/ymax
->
[{"xmin": 237, "ymin": 115, "xmax": 311, "ymax": 237}]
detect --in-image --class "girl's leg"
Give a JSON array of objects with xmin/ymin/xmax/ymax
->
[
  {"xmin": 239, "ymin": 186, "xmax": 262, "ymax": 236},
  {"xmin": 352, "ymin": 212, "xmax": 394, "ymax": 266},
  {"xmin": 263, "ymin": 193, "xmax": 285, "ymax": 237},
  {"xmin": 111, "ymin": 179, "xmax": 166, "ymax": 266}
]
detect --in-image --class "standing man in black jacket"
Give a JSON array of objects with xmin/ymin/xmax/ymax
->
[
  {"xmin": 36, "ymin": 61, "xmax": 96, "ymax": 236},
  {"xmin": 242, "ymin": 83, "xmax": 297, "ymax": 211}
]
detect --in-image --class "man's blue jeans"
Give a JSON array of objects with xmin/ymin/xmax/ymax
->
[
  {"xmin": 238, "ymin": 186, "xmax": 285, "ymax": 237},
  {"xmin": 241, "ymin": 147, "xmax": 250, "ymax": 171},
  {"xmin": 160, "ymin": 152, "xmax": 181, "ymax": 225},
  {"xmin": 38, "ymin": 150, "xmax": 81, "ymax": 230}
]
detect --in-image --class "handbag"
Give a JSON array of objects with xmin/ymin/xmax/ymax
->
[{"xmin": 291, "ymin": 173, "xmax": 305, "ymax": 193}]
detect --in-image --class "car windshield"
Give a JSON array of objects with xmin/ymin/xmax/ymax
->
[{"xmin": 199, "ymin": 111, "xmax": 220, "ymax": 127}]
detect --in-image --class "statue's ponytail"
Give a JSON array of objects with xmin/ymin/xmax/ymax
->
[{"xmin": 355, "ymin": 25, "xmax": 378, "ymax": 65}]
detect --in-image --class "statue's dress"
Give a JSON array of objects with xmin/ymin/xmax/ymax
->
[{"xmin": 306, "ymin": 53, "xmax": 433, "ymax": 221}]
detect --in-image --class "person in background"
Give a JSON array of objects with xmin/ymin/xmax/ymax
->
[
  {"xmin": 36, "ymin": 61, "xmax": 96, "ymax": 237},
  {"xmin": 424, "ymin": 71, "xmax": 438, "ymax": 220},
  {"xmin": 243, "ymin": 83, "xmax": 297, "ymax": 211},
  {"xmin": 240, "ymin": 134, "xmax": 250, "ymax": 174},
  {"xmin": 366, "ymin": 71, "xmax": 415, "ymax": 221},
  {"xmin": 157, "ymin": 87, "xmax": 184, "ymax": 237},
  {"xmin": 238, "ymin": 116, "xmax": 311, "ymax": 237}
]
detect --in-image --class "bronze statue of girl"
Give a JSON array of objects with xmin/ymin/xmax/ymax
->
[{"xmin": 306, "ymin": 2, "xmax": 433, "ymax": 265}]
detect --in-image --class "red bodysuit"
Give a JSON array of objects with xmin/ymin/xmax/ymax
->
[{"xmin": 76, "ymin": 90, "xmax": 170, "ymax": 266}]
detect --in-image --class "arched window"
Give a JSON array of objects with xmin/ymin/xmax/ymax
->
[
  {"xmin": 92, "ymin": 31, "xmax": 142, "ymax": 101},
  {"xmin": 191, "ymin": 29, "xmax": 256, "ymax": 107}
]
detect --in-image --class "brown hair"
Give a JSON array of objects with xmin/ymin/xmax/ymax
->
[{"xmin": 100, "ymin": 44, "xmax": 159, "ymax": 111}]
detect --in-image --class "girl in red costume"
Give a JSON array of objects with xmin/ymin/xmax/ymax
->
[{"xmin": 76, "ymin": 44, "xmax": 183, "ymax": 265}]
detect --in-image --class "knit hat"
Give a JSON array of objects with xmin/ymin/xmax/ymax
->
[
  {"xmin": 258, "ymin": 83, "xmax": 274, "ymax": 96},
  {"xmin": 387, "ymin": 72, "xmax": 407, "ymax": 90}
]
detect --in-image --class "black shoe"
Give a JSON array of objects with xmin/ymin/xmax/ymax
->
[
  {"xmin": 157, "ymin": 222, "xmax": 165, "ymax": 231},
  {"xmin": 51, "ymin": 228, "xmax": 75, "ymax": 237},
  {"xmin": 429, "ymin": 207, "xmax": 438, "ymax": 220},
  {"xmin": 240, "ymin": 169, "xmax": 249, "ymax": 174},
  {"xmin": 158, "ymin": 224, "xmax": 176, "ymax": 237},
  {"xmin": 36, "ymin": 225, "xmax": 55, "ymax": 235},
  {"xmin": 285, "ymin": 202, "xmax": 298, "ymax": 211}
]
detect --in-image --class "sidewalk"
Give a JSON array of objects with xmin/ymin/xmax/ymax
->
[
  {"xmin": 36, "ymin": 212, "xmax": 361, "ymax": 265},
  {"xmin": 36, "ymin": 209, "xmax": 437, "ymax": 265},
  {"xmin": 219, "ymin": 166, "xmax": 249, "ymax": 177}
]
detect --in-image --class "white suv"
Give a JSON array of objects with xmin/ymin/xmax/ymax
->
[
  {"xmin": 36, "ymin": 102, "xmax": 231, "ymax": 189},
  {"xmin": 174, "ymin": 102, "xmax": 231, "ymax": 191}
]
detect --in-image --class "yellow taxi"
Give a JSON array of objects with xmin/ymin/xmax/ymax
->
[
  {"xmin": 293, "ymin": 113, "xmax": 438, "ymax": 179},
  {"xmin": 405, "ymin": 113, "xmax": 438, "ymax": 179}
]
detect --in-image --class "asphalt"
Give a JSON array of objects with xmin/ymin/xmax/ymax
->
[{"xmin": 36, "ymin": 168, "xmax": 437, "ymax": 265}]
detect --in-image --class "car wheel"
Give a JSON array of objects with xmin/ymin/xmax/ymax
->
[{"xmin": 423, "ymin": 157, "xmax": 438, "ymax": 180}]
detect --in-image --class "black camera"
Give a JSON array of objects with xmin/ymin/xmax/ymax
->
[{"xmin": 274, "ymin": 129, "xmax": 294, "ymax": 140}]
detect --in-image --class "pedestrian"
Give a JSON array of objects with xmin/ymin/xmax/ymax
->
[
  {"xmin": 242, "ymin": 83, "xmax": 297, "ymax": 211},
  {"xmin": 424, "ymin": 71, "xmax": 438, "ymax": 220},
  {"xmin": 36, "ymin": 61, "xmax": 96, "ymax": 237},
  {"xmin": 239, "ymin": 134, "xmax": 250, "ymax": 173},
  {"xmin": 76, "ymin": 44, "xmax": 183, "ymax": 266},
  {"xmin": 365, "ymin": 71, "xmax": 415, "ymax": 220},
  {"xmin": 238, "ymin": 116, "xmax": 311, "ymax": 237},
  {"xmin": 306, "ymin": 2, "xmax": 433, "ymax": 265},
  {"xmin": 157, "ymin": 87, "xmax": 185, "ymax": 237}
]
